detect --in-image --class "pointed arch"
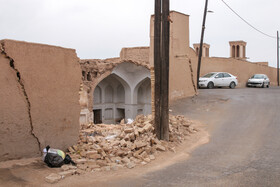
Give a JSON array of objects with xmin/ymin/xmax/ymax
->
[{"xmin": 93, "ymin": 85, "xmax": 101, "ymax": 104}]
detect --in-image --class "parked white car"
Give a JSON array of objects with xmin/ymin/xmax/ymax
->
[
  {"xmin": 246, "ymin": 74, "xmax": 270, "ymax": 88},
  {"xmin": 199, "ymin": 72, "xmax": 238, "ymax": 89}
]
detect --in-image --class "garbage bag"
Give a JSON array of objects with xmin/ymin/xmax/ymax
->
[{"xmin": 43, "ymin": 145, "xmax": 76, "ymax": 168}]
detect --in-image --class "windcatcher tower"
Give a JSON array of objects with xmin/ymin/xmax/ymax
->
[{"xmin": 229, "ymin": 41, "xmax": 247, "ymax": 59}]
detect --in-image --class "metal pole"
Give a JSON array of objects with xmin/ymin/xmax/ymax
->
[
  {"xmin": 197, "ymin": 0, "xmax": 209, "ymax": 88},
  {"xmin": 154, "ymin": 0, "xmax": 162, "ymax": 139},
  {"xmin": 277, "ymin": 31, "xmax": 279, "ymax": 86},
  {"xmin": 161, "ymin": 0, "xmax": 170, "ymax": 141}
]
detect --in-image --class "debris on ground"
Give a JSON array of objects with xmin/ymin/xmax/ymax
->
[
  {"xmin": 43, "ymin": 145, "xmax": 76, "ymax": 168},
  {"xmin": 45, "ymin": 114, "xmax": 198, "ymax": 183}
]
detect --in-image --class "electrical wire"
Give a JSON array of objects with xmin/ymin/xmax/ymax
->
[{"xmin": 220, "ymin": 0, "xmax": 277, "ymax": 39}]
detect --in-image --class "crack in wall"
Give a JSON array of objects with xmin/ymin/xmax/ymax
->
[
  {"xmin": 188, "ymin": 58, "xmax": 197, "ymax": 94},
  {"xmin": 0, "ymin": 42, "xmax": 42, "ymax": 155}
]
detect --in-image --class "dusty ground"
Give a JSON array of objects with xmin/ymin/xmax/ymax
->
[{"xmin": 0, "ymin": 120, "xmax": 208, "ymax": 187}]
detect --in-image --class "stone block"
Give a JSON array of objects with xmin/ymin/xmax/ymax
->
[
  {"xmin": 155, "ymin": 144, "xmax": 166, "ymax": 151},
  {"xmin": 45, "ymin": 173, "xmax": 62, "ymax": 184},
  {"xmin": 143, "ymin": 123, "xmax": 153, "ymax": 132},
  {"xmin": 126, "ymin": 162, "xmax": 136, "ymax": 169},
  {"xmin": 149, "ymin": 155, "xmax": 155, "ymax": 160},
  {"xmin": 121, "ymin": 157, "xmax": 130, "ymax": 164},
  {"xmin": 75, "ymin": 158, "xmax": 87, "ymax": 164},
  {"xmin": 124, "ymin": 128, "xmax": 134, "ymax": 133}
]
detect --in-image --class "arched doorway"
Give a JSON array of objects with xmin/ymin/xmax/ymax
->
[
  {"xmin": 135, "ymin": 77, "xmax": 152, "ymax": 116},
  {"xmin": 93, "ymin": 74, "xmax": 129, "ymax": 124},
  {"xmin": 92, "ymin": 62, "xmax": 151, "ymax": 124}
]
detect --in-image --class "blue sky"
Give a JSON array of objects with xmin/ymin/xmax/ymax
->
[{"xmin": 0, "ymin": 0, "xmax": 279, "ymax": 67}]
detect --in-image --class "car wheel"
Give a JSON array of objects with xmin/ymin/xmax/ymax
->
[
  {"xmin": 262, "ymin": 83, "xmax": 265, "ymax": 88},
  {"xmin": 207, "ymin": 82, "xmax": 214, "ymax": 89},
  {"xmin": 229, "ymin": 82, "xmax": 236, "ymax": 89},
  {"xmin": 267, "ymin": 82, "xmax": 270, "ymax": 88}
]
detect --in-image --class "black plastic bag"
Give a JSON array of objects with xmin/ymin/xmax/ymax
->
[{"xmin": 43, "ymin": 145, "xmax": 76, "ymax": 168}]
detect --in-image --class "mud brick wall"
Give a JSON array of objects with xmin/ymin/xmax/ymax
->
[{"xmin": 0, "ymin": 40, "xmax": 81, "ymax": 161}]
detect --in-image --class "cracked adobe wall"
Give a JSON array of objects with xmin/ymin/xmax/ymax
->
[
  {"xmin": 0, "ymin": 40, "xmax": 81, "ymax": 161},
  {"xmin": 0, "ymin": 52, "xmax": 40, "ymax": 161}
]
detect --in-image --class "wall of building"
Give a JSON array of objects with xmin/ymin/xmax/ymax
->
[
  {"xmin": 0, "ymin": 40, "xmax": 81, "ymax": 161},
  {"xmin": 149, "ymin": 11, "xmax": 198, "ymax": 101},
  {"xmin": 200, "ymin": 57, "xmax": 279, "ymax": 87}
]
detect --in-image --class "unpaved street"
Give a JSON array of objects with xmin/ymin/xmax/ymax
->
[{"xmin": 109, "ymin": 87, "xmax": 280, "ymax": 186}]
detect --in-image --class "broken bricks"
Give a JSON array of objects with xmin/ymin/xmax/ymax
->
[
  {"xmin": 45, "ymin": 173, "xmax": 62, "ymax": 184},
  {"xmin": 67, "ymin": 114, "xmax": 196, "ymax": 174}
]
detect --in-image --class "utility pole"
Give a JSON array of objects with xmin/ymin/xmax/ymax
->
[
  {"xmin": 154, "ymin": 0, "xmax": 170, "ymax": 140},
  {"xmin": 197, "ymin": 0, "xmax": 209, "ymax": 88},
  {"xmin": 154, "ymin": 0, "xmax": 161, "ymax": 139},
  {"xmin": 277, "ymin": 31, "xmax": 279, "ymax": 86},
  {"xmin": 161, "ymin": 0, "xmax": 170, "ymax": 140}
]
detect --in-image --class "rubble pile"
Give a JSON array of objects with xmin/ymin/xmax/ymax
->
[
  {"xmin": 69, "ymin": 115, "xmax": 196, "ymax": 172},
  {"xmin": 45, "ymin": 114, "xmax": 197, "ymax": 183}
]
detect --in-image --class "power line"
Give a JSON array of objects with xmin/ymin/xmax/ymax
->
[{"xmin": 220, "ymin": 0, "xmax": 277, "ymax": 39}]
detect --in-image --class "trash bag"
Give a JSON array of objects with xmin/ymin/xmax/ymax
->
[
  {"xmin": 43, "ymin": 145, "xmax": 76, "ymax": 168},
  {"xmin": 64, "ymin": 154, "xmax": 76, "ymax": 166}
]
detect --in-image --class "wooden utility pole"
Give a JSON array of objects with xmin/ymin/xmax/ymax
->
[
  {"xmin": 277, "ymin": 31, "xmax": 279, "ymax": 86},
  {"xmin": 197, "ymin": 0, "xmax": 209, "ymax": 87},
  {"xmin": 161, "ymin": 0, "xmax": 170, "ymax": 140},
  {"xmin": 154, "ymin": 0, "xmax": 170, "ymax": 140},
  {"xmin": 154, "ymin": 0, "xmax": 162, "ymax": 139}
]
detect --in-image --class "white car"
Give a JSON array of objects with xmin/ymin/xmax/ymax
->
[
  {"xmin": 247, "ymin": 74, "xmax": 270, "ymax": 88},
  {"xmin": 199, "ymin": 72, "xmax": 238, "ymax": 89}
]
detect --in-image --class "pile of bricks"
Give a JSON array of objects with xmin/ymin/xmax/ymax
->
[
  {"xmin": 45, "ymin": 114, "xmax": 197, "ymax": 183},
  {"xmin": 70, "ymin": 114, "xmax": 196, "ymax": 171}
]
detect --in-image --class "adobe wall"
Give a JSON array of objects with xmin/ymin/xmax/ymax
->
[
  {"xmin": 149, "ymin": 11, "xmax": 197, "ymax": 101},
  {"xmin": 0, "ymin": 40, "xmax": 81, "ymax": 161},
  {"xmin": 120, "ymin": 47, "xmax": 150, "ymax": 64},
  {"xmin": 201, "ymin": 57, "xmax": 279, "ymax": 87}
]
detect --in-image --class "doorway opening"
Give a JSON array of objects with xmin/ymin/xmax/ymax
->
[
  {"xmin": 93, "ymin": 109, "xmax": 102, "ymax": 124},
  {"xmin": 116, "ymin": 108, "xmax": 125, "ymax": 123}
]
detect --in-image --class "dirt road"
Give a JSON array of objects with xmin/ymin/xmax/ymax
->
[{"xmin": 1, "ymin": 87, "xmax": 280, "ymax": 186}]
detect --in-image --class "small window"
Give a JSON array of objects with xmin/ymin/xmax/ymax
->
[
  {"xmin": 87, "ymin": 72, "xmax": 92, "ymax": 81},
  {"xmin": 82, "ymin": 71, "xmax": 86, "ymax": 80},
  {"xmin": 223, "ymin": 73, "xmax": 231, "ymax": 78}
]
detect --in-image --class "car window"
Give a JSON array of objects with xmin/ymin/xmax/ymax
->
[
  {"xmin": 251, "ymin": 74, "xmax": 264, "ymax": 79},
  {"xmin": 215, "ymin": 73, "xmax": 224, "ymax": 78},
  {"xmin": 223, "ymin": 73, "xmax": 231, "ymax": 78},
  {"xmin": 203, "ymin": 73, "xmax": 215, "ymax": 78}
]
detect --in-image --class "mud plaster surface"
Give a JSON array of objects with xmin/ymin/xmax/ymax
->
[{"xmin": 0, "ymin": 39, "xmax": 81, "ymax": 161}]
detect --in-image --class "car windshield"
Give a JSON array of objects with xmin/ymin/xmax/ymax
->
[
  {"xmin": 202, "ymin": 73, "xmax": 215, "ymax": 78},
  {"xmin": 251, "ymin": 74, "xmax": 264, "ymax": 79}
]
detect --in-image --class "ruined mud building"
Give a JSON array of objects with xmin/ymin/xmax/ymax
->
[{"xmin": 1, "ymin": 11, "xmax": 279, "ymax": 161}]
